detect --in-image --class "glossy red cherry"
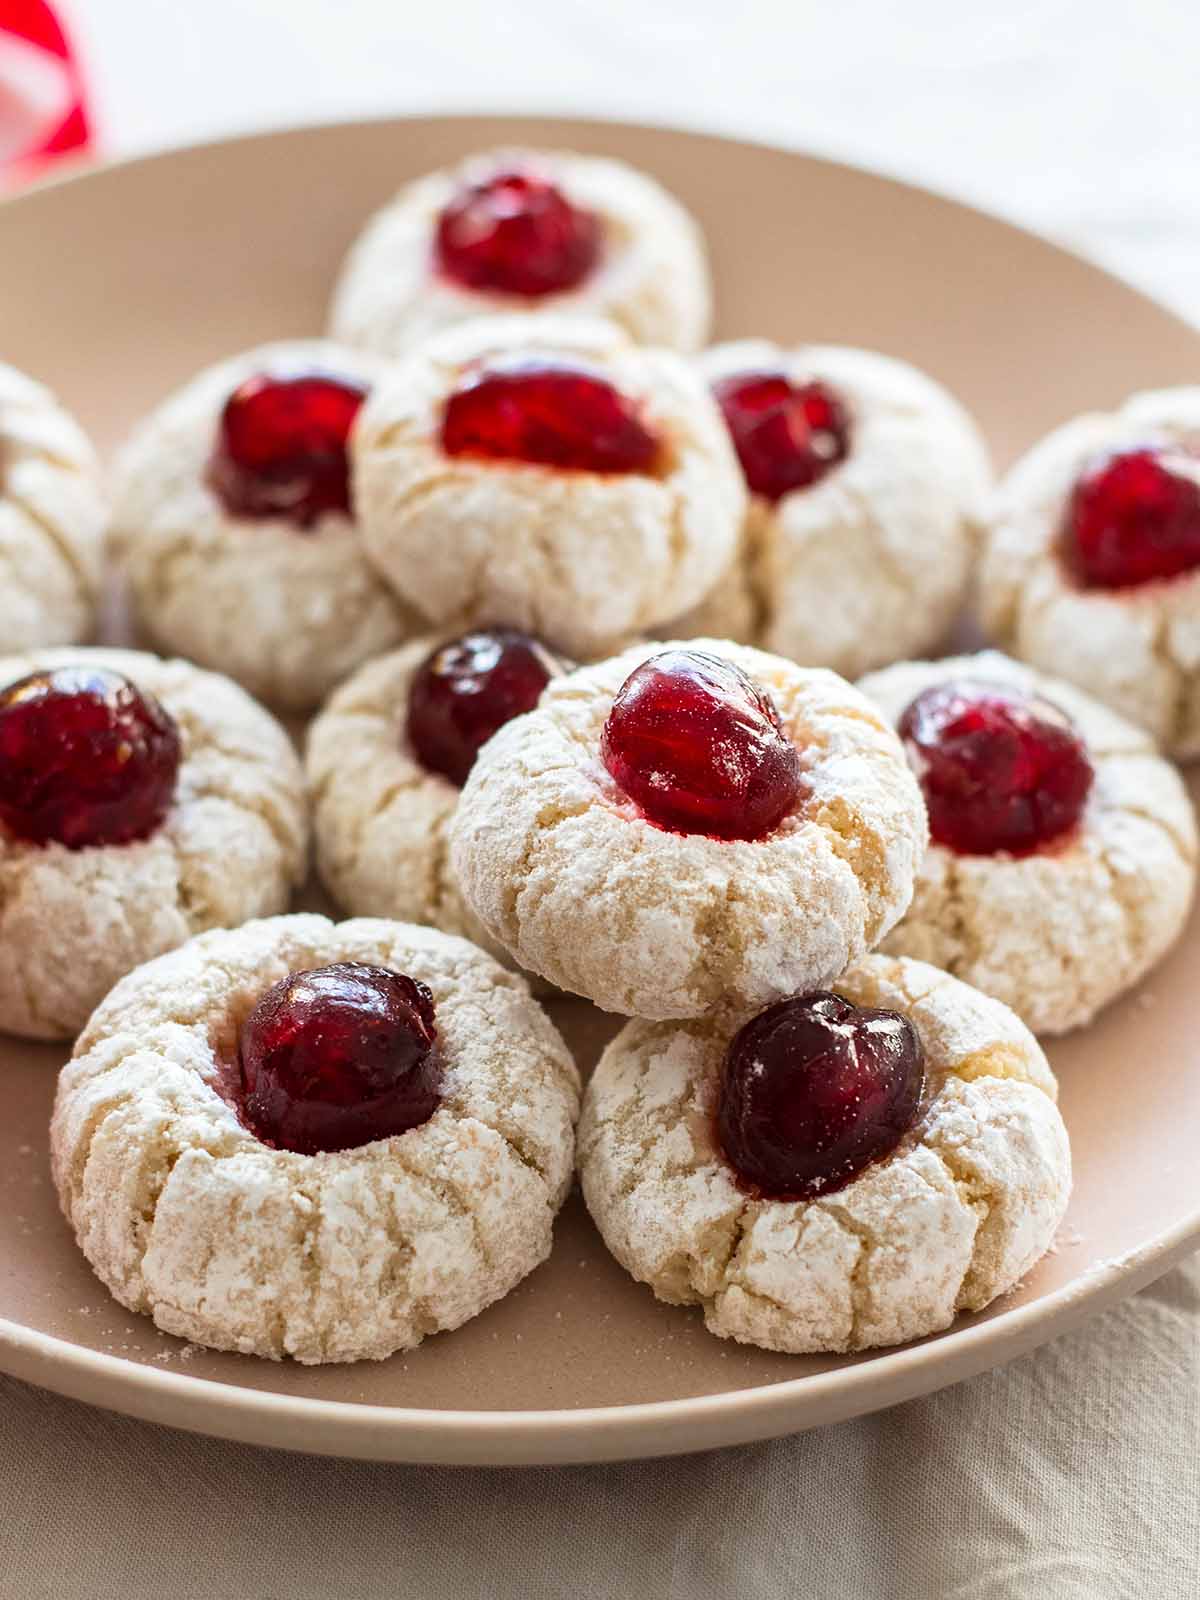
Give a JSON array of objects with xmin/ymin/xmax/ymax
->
[
  {"xmin": 717, "ymin": 991, "xmax": 925, "ymax": 1200},
  {"xmin": 600, "ymin": 648, "xmax": 804, "ymax": 840},
  {"xmin": 712, "ymin": 370, "xmax": 850, "ymax": 502},
  {"xmin": 899, "ymin": 679, "xmax": 1094, "ymax": 857},
  {"xmin": 239, "ymin": 962, "xmax": 441, "ymax": 1156},
  {"xmin": 441, "ymin": 360, "xmax": 660, "ymax": 475},
  {"xmin": 208, "ymin": 371, "xmax": 367, "ymax": 527},
  {"xmin": 434, "ymin": 168, "xmax": 601, "ymax": 298},
  {"xmin": 407, "ymin": 628, "xmax": 565, "ymax": 787},
  {"xmin": 0, "ymin": 666, "xmax": 181, "ymax": 849},
  {"xmin": 1061, "ymin": 442, "xmax": 1200, "ymax": 589}
]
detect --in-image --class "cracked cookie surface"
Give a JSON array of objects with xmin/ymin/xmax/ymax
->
[
  {"xmin": 671, "ymin": 342, "xmax": 991, "ymax": 676},
  {"xmin": 351, "ymin": 315, "xmax": 745, "ymax": 659},
  {"xmin": 111, "ymin": 340, "xmax": 417, "ymax": 711},
  {"xmin": 0, "ymin": 646, "xmax": 308, "ymax": 1040},
  {"xmin": 578, "ymin": 952, "xmax": 1070, "ymax": 1354},
  {"xmin": 329, "ymin": 146, "xmax": 711, "ymax": 356},
  {"xmin": 0, "ymin": 362, "xmax": 105, "ymax": 649},
  {"xmin": 450, "ymin": 638, "xmax": 927, "ymax": 1019},
  {"xmin": 860, "ymin": 650, "xmax": 1197, "ymax": 1034},
  {"xmin": 50, "ymin": 913, "xmax": 580, "ymax": 1363},
  {"xmin": 306, "ymin": 637, "xmax": 513, "ymax": 966},
  {"xmin": 981, "ymin": 386, "xmax": 1200, "ymax": 757}
]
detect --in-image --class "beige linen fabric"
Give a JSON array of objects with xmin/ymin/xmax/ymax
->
[{"xmin": 0, "ymin": 1257, "xmax": 1195, "ymax": 1598}]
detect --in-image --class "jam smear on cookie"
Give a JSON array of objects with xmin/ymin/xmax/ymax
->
[
  {"xmin": 441, "ymin": 360, "xmax": 661, "ymax": 475},
  {"xmin": 899, "ymin": 678, "xmax": 1094, "ymax": 857},
  {"xmin": 600, "ymin": 648, "xmax": 803, "ymax": 840},
  {"xmin": 209, "ymin": 371, "xmax": 367, "ymax": 526},
  {"xmin": 0, "ymin": 666, "xmax": 181, "ymax": 849},
  {"xmin": 717, "ymin": 991, "xmax": 925, "ymax": 1200},
  {"xmin": 240, "ymin": 961, "xmax": 441, "ymax": 1155},
  {"xmin": 408, "ymin": 627, "xmax": 565, "ymax": 787},
  {"xmin": 712, "ymin": 370, "xmax": 850, "ymax": 502},
  {"xmin": 1062, "ymin": 442, "xmax": 1200, "ymax": 590},
  {"xmin": 435, "ymin": 167, "xmax": 601, "ymax": 298}
]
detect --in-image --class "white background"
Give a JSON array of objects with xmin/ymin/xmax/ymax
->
[{"xmin": 64, "ymin": 0, "xmax": 1200, "ymax": 323}]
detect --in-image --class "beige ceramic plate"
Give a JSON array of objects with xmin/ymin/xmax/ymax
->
[{"xmin": 0, "ymin": 116, "xmax": 1197, "ymax": 1466}]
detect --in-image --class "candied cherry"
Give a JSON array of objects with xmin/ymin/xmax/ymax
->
[
  {"xmin": 407, "ymin": 628, "xmax": 565, "ymax": 787},
  {"xmin": 600, "ymin": 648, "xmax": 803, "ymax": 841},
  {"xmin": 1061, "ymin": 441, "xmax": 1200, "ymax": 589},
  {"xmin": 434, "ymin": 167, "xmax": 601, "ymax": 298},
  {"xmin": 441, "ymin": 360, "xmax": 660, "ymax": 475},
  {"xmin": 899, "ymin": 678, "xmax": 1094, "ymax": 857},
  {"xmin": 712, "ymin": 370, "xmax": 850, "ymax": 502},
  {"xmin": 0, "ymin": 666, "xmax": 180, "ymax": 849},
  {"xmin": 239, "ymin": 962, "xmax": 441, "ymax": 1155},
  {"xmin": 717, "ymin": 991, "xmax": 925, "ymax": 1200},
  {"xmin": 209, "ymin": 370, "xmax": 367, "ymax": 527}
]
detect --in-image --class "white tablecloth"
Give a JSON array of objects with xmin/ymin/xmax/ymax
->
[{"xmin": 2, "ymin": 2, "xmax": 1198, "ymax": 1593}]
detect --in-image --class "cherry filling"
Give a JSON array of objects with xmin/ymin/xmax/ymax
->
[
  {"xmin": 711, "ymin": 370, "xmax": 850, "ymax": 502},
  {"xmin": 717, "ymin": 992, "xmax": 925, "ymax": 1200},
  {"xmin": 899, "ymin": 679, "xmax": 1094, "ymax": 857},
  {"xmin": 239, "ymin": 962, "xmax": 441, "ymax": 1155},
  {"xmin": 407, "ymin": 627, "xmax": 565, "ymax": 786},
  {"xmin": 440, "ymin": 361, "xmax": 661, "ymax": 475},
  {"xmin": 1061, "ymin": 442, "xmax": 1200, "ymax": 589},
  {"xmin": 0, "ymin": 666, "xmax": 181, "ymax": 849},
  {"xmin": 434, "ymin": 167, "xmax": 601, "ymax": 298},
  {"xmin": 600, "ymin": 648, "xmax": 803, "ymax": 841},
  {"xmin": 208, "ymin": 371, "xmax": 367, "ymax": 527}
]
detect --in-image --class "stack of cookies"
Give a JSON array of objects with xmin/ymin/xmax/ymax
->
[{"xmin": 12, "ymin": 142, "xmax": 1194, "ymax": 1365}]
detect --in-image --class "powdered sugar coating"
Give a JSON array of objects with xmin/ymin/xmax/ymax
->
[
  {"xmin": 329, "ymin": 146, "xmax": 711, "ymax": 356},
  {"xmin": 671, "ymin": 343, "xmax": 991, "ymax": 675},
  {"xmin": 306, "ymin": 636, "xmax": 512, "ymax": 965},
  {"xmin": 0, "ymin": 362, "xmax": 105, "ymax": 649},
  {"xmin": 0, "ymin": 646, "xmax": 307, "ymax": 1040},
  {"xmin": 51, "ymin": 913, "xmax": 580, "ymax": 1364},
  {"xmin": 860, "ymin": 650, "xmax": 1197, "ymax": 1034},
  {"xmin": 352, "ymin": 315, "xmax": 745, "ymax": 659},
  {"xmin": 451, "ymin": 638, "xmax": 927, "ymax": 1019},
  {"xmin": 579, "ymin": 952, "xmax": 1070, "ymax": 1354},
  {"xmin": 111, "ymin": 340, "xmax": 417, "ymax": 712},
  {"xmin": 981, "ymin": 388, "xmax": 1200, "ymax": 757}
]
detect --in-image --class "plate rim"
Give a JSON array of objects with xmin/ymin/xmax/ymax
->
[
  {"xmin": 4, "ymin": 104, "xmax": 1186, "ymax": 330},
  {"xmin": 2, "ymin": 1217, "xmax": 1194, "ymax": 1464},
  {"xmin": 1, "ymin": 111, "xmax": 1198, "ymax": 1465}
]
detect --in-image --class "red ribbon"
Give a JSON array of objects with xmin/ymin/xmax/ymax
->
[{"xmin": 2, "ymin": 0, "xmax": 91, "ymax": 179}]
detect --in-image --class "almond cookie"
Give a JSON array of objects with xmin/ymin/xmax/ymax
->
[
  {"xmin": 51, "ymin": 913, "xmax": 580, "ymax": 1363},
  {"xmin": 352, "ymin": 314, "xmax": 744, "ymax": 659},
  {"xmin": 111, "ymin": 340, "xmax": 417, "ymax": 712},
  {"xmin": 0, "ymin": 362, "xmax": 105, "ymax": 649},
  {"xmin": 451, "ymin": 638, "xmax": 926, "ymax": 1020},
  {"xmin": 982, "ymin": 386, "xmax": 1200, "ymax": 757},
  {"xmin": 307, "ymin": 627, "xmax": 564, "ymax": 967},
  {"xmin": 329, "ymin": 146, "xmax": 710, "ymax": 356},
  {"xmin": 670, "ymin": 342, "xmax": 991, "ymax": 674},
  {"xmin": 0, "ymin": 646, "xmax": 307, "ymax": 1040},
  {"xmin": 578, "ymin": 952, "xmax": 1070, "ymax": 1354},
  {"xmin": 860, "ymin": 650, "xmax": 1197, "ymax": 1034}
]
